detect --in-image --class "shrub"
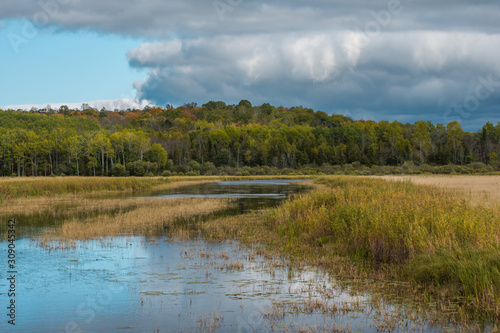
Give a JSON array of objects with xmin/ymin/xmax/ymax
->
[
  {"xmin": 111, "ymin": 163, "xmax": 128, "ymax": 177},
  {"xmin": 127, "ymin": 161, "xmax": 147, "ymax": 177},
  {"xmin": 418, "ymin": 164, "xmax": 433, "ymax": 174},
  {"xmin": 187, "ymin": 160, "xmax": 201, "ymax": 171},
  {"xmin": 467, "ymin": 162, "xmax": 494, "ymax": 173}
]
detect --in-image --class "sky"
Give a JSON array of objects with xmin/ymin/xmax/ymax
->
[{"xmin": 0, "ymin": 0, "xmax": 499, "ymax": 131}]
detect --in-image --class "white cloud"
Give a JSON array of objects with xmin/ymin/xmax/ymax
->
[
  {"xmin": 1, "ymin": 98, "xmax": 153, "ymax": 111},
  {"xmin": 1, "ymin": 0, "xmax": 500, "ymax": 128},
  {"xmin": 127, "ymin": 39, "xmax": 183, "ymax": 67}
]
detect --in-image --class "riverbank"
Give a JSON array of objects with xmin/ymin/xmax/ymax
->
[{"xmin": 179, "ymin": 176, "xmax": 500, "ymax": 327}]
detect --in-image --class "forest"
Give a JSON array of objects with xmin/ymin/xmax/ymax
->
[{"xmin": 0, "ymin": 100, "xmax": 499, "ymax": 177}]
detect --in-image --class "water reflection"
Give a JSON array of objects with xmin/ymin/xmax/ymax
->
[
  {"xmin": 130, "ymin": 179, "xmax": 312, "ymax": 214},
  {"xmin": 0, "ymin": 237, "xmax": 442, "ymax": 332}
]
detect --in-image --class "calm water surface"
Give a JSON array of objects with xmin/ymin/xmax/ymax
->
[{"xmin": 0, "ymin": 180, "xmax": 447, "ymax": 332}]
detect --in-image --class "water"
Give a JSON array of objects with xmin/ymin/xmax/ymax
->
[
  {"xmin": 129, "ymin": 179, "xmax": 312, "ymax": 214},
  {"xmin": 0, "ymin": 180, "xmax": 447, "ymax": 332},
  {"xmin": 0, "ymin": 238, "xmax": 439, "ymax": 332}
]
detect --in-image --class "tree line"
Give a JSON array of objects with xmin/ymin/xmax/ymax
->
[{"xmin": 1, "ymin": 100, "xmax": 499, "ymax": 177}]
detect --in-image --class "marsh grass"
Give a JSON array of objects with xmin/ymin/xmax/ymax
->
[
  {"xmin": 1, "ymin": 176, "xmax": 283, "ymax": 235},
  {"xmin": 273, "ymin": 177, "xmax": 500, "ymax": 263},
  {"xmin": 172, "ymin": 176, "xmax": 500, "ymax": 324},
  {"xmin": 265, "ymin": 176, "xmax": 500, "ymax": 319},
  {"xmin": 36, "ymin": 198, "xmax": 229, "ymax": 247},
  {"xmin": 0, "ymin": 177, "xmax": 172, "ymax": 200},
  {"xmin": 379, "ymin": 175, "xmax": 500, "ymax": 208}
]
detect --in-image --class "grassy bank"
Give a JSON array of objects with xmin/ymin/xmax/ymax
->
[
  {"xmin": 186, "ymin": 176, "xmax": 500, "ymax": 323},
  {"xmin": 37, "ymin": 197, "xmax": 230, "ymax": 248},
  {"xmin": 0, "ymin": 177, "xmax": 172, "ymax": 200},
  {"xmin": 9, "ymin": 175, "xmax": 308, "ymax": 246},
  {"xmin": 271, "ymin": 177, "xmax": 500, "ymax": 318}
]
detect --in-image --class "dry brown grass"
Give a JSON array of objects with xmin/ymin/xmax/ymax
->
[
  {"xmin": 376, "ymin": 175, "xmax": 500, "ymax": 207},
  {"xmin": 0, "ymin": 180, "xmax": 217, "ymax": 217},
  {"xmin": 37, "ymin": 197, "xmax": 229, "ymax": 246}
]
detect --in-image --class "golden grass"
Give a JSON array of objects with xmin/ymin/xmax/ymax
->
[
  {"xmin": 11, "ymin": 174, "xmax": 500, "ymax": 325},
  {"xmin": 377, "ymin": 175, "xmax": 500, "ymax": 207},
  {"xmin": 0, "ymin": 176, "xmax": 171, "ymax": 201},
  {"xmin": 37, "ymin": 197, "xmax": 229, "ymax": 246},
  {"xmin": 0, "ymin": 179, "xmax": 219, "ymax": 219}
]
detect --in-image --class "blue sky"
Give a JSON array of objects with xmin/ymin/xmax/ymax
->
[
  {"xmin": 0, "ymin": 20, "xmax": 147, "ymax": 107},
  {"xmin": 0, "ymin": 0, "xmax": 499, "ymax": 131}
]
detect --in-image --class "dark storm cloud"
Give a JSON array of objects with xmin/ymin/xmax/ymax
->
[
  {"xmin": 2, "ymin": 0, "xmax": 499, "ymax": 130},
  {"xmin": 3, "ymin": 0, "xmax": 499, "ymax": 36}
]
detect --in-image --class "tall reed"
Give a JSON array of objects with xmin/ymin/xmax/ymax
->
[{"xmin": 267, "ymin": 176, "xmax": 500, "ymax": 309}]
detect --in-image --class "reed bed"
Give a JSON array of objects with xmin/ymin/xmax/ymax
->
[
  {"xmin": 9, "ymin": 174, "xmax": 500, "ymax": 324},
  {"xmin": 179, "ymin": 176, "xmax": 500, "ymax": 322},
  {"xmin": 0, "ymin": 177, "xmax": 170, "ymax": 200},
  {"xmin": 0, "ymin": 179, "xmax": 220, "ymax": 221},
  {"xmin": 37, "ymin": 197, "xmax": 229, "ymax": 246},
  {"xmin": 272, "ymin": 177, "xmax": 500, "ymax": 262},
  {"xmin": 265, "ymin": 176, "xmax": 500, "ymax": 317}
]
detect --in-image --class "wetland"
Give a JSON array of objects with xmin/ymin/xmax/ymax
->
[{"xmin": 1, "ymin": 176, "xmax": 500, "ymax": 332}]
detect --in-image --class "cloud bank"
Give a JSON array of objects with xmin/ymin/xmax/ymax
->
[
  {"xmin": 1, "ymin": 99, "xmax": 151, "ymax": 112},
  {"xmin": 2, "ymin": 0, "xmax": 500, "ymax": 129}
]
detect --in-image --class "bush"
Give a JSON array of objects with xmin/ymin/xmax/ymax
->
[
  {"xmin": 187, "ymin": 160, "xmax": 201, "ymax": 171},
  {"xmin": 127, "ymin": 161, "xmax": 147, "ymax": 177},
  {"xmin": 161, "ymin": 170, "xmax": 172, "ymax": 177},
  {"xmin": 454, "ymin": 166, "xmax": 473, "ymax": 174},
  {"xmin": 202, "ymin": 162, "xmax": 217, "ymax": 175},
  {"xmin": 434, "ymin": 165, "xmax": 455, "ymax": 174},
  {"xmin": 418, "ymin": 164, "xmax": 433, "ymax": 174},
  {"xmin": 111, "ymin": 163, "xmax": 128, "ymax": 177},
  {"xmin": 468, "ymin": 162, "xmax": 488, "ymax": 170},
  {"xmin": 467, "ymin": 162, "xmax": 494, "ymax": 173}
]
